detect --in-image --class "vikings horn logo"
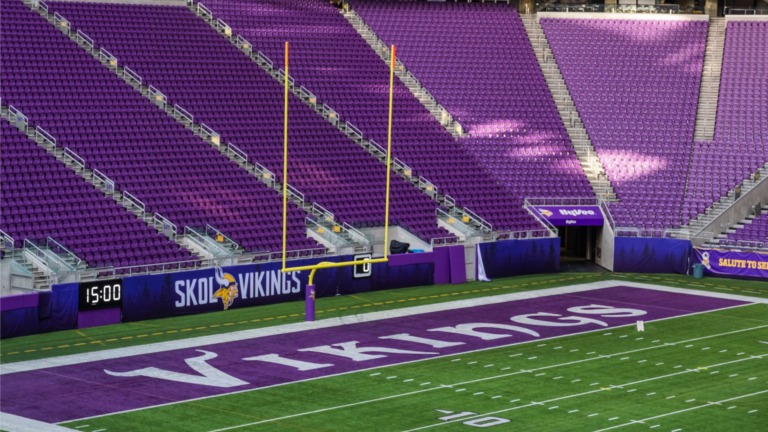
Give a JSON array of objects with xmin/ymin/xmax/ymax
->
[
  {"xmin": 213, "ymin": 267, "xmax": 238, "ymax": 311},
  {"xmin": 540, "ymin": 209, "xmax": 553, "ymax": 217}
]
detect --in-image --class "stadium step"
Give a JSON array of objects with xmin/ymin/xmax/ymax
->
[
  {"xmin": 521, "ymin": 14, "xmax": 618, "ymax": 203},
  {"xmin": 694, "ymin": 17, "xmax": 726, "ymax": 141},
  {"xmin": 341, "ymin": 4, "xmax": 464, "ymax": 139}
]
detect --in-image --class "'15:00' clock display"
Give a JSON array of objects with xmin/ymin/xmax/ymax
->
[{"xmin": 78, "ymin": 279, "xmax": 123, "ymax": 310}]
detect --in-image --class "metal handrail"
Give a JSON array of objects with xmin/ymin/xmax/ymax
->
[
  {"xmin": 24, "ymin": 239, "xmax": 63, "ymax": 273},
  {"xmin": 153, "ymin": 214, "xmax": 177, "ymax": 239},
  {"xmin": 93, "ymin": 169, "xmax": 115, "ymax": 193},
  {"xmin": 123, "ymin": 66, "xmax": 142, "ymax": 86},
  {"xmin": 47, "ymin": 237, "xmax": 81, "ymax": 269},
  {"xmin": 123, "ymin": 191, "xmax": 145, "ymax": 215},
  {"xmin": 64, "ymin": 147, "xmax": 85, "ymax": 170},
  {"xmin": 1, "ymin": 230, "xmax": 15, "ymax": 251},
  {"xmin": 205, "ymin": 224, "xmax": 240, "ymax": 252},
  {"xmin": 306, "ymin": 218, "xmax": 347, "ymax": 247},
  {"xmin": 76, "ymin": 30, "xmax": 94, "ymax": 51},
  {"xmin": 35, "ymin": 126, "xmax": 56, "ymax": 148},
  {"xmin": 173, "ymin": 104, "xmax": 194, "ymax": 123}
]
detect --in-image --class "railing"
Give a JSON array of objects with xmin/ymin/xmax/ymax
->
[
  {"xmin": 300, "ymin": 86, "xmax": 317, "ymax": 107},
  {"xmin": 63, "ymin": 147, "xmax": 85, "ymax": 171},
  {"xmin": 173, "ymin": 104, "xmax": 194, "ymax": 124},
  {"xmin": 205, "ymin": 224, "xmax": 241, "ymax": 254},
  {"xmin": 99, "ymin": 48, "xmax": 118, "ymax": 68},
  {"xmin": 24, "ymin": 239, "xmax": 63, "ymax": 273},
  {"xmin": 123, "ymin": 66, "xmax": 142, "ymax": 87},
  {"xmin": 287, "ymin": 184, "xmax": 305, "ymax": 204},
  {"xmin": 123, "ymin": 191, "xmax": 146, "ymax": 216},
  {"xmin": 599, "ymin": 197, "xmax": 616, "ymax": 231},
  {"xmin": 418, "ymin": 176, "xmax": 438, "ymax": 197},
  {"xmin": 153, "ymin": 214, "xmax": 177, "ymax": 239},
  {"xmin": 184, "ymin": 226, "xmax": 232, "ymax": 258},
  {"xmin": 430, "ymin": 235, "xmax": 463, "ymax": 247},
  {"xmin": 462, "ymin": 207, "xmax": 493, "ymax": 233},
  {"xmin": 725, "ymin": 8, "xmax": 768, "ymax": 15},
  {"xmin": 215, "ymin": 18, "xmax": 232, "ymax": 36},
  {"xmin": 200, "ymin": 123, "xmax": 221, "ymax": 146},
  {"xmin": 148, "ymin": 85, "xmax": 167, "ymax": 107},
  {"xmin": 226, "ymin": 142, "xmax": 248, "ymax": 165},
  {"xmin": 437, "ymin": 208, "xmax": 474, "ymax": 236},
  {"xmin": 393, "ymin": 158, "xmax": 413, "ymax": 179},
  {"xmin": 75, "ymin": 30, "xmax": 94, "ymax": 51},
  {"xmin": 344, "ymin": 122, "xmax": 363, "ymax": 141},
  {"xmin": 47, "ymin": 237, "xmax": 82, "ymax": 269},
  {"xmin": 312, "ymin": 202, "xmax": 335, "ymax": 222},
  {"xmin": 1, "ymin": 230, "xmax": 15, "ymax": 251},
  {"xmin": 54, "ymin": 12, "xmax": 70, "ymax": 33},
  {"xmin": 522, "ymin": 202, "xmax": 558, "ymax": 237},
  {"xmin": 196, "ymin": 2, "xmax": 212, "ymax": 20},
  {"xmin": 342, "ymin": 222, "xmax": 370, "ymax": 245},
  {"xmin": 278, "ymin": 69, "xmax": 295, "ymax": 88},
  {"xmin": 256, "ymin": 52, "xmax": 273, "ymax": 70},
  {"xmin": 236, "ymin": 35, "xmax": 252, "ymax": 51},
  {"xmin": 253, "ymin": 161, "xmax": 275, "ymax": 186},
  {"xmin": 714, "ymin": 239, "xmax": 768, "ymax": 251},
  {"xmin": 35, "ymin": 126, "xmax": 57, "ymax": 148},
  {"xmin": 443, "ymin": 194, "xmax": 455, "ymax": 208},
  {"xmin": 367, "ymin": 139, "xmax": 386, "ymax": 159},
  {"xmin": 9, "ymin": 105, "xmax": 28, "ymax": 131},
  {"xmin": 615, "ymin": 227, "xmax": 692, "ymax": 239},
  {"xmin": 306, "ymin": 217, "xmax": 347, "ymax": 247},
  {"xmin": 93, "ymin": 169, "xmax": 115, "ymax": 193},
  {"xmin": 495, "ymin": 229, "xmax": 554, "ymax": 240},
  {"xmin": 524, "ymin": 197, "xmax": 599, "ymax": 207},
  {"xmin": 322, "ymin": 104, "xmax": 339, "ymax": 124}
]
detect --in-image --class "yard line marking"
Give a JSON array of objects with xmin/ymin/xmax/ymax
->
[
  {"xmin": 748, "ymin": 410, "xmax": 758, "ymax": 414},
  {"xmin": 568, "ymin": 409, "xmax": 579, "ymax": 413},
  {"xmin": 649, "ymin": 425, "xmax": 660, "ymax": 429},
  {"xmin": 398, "ymin": 356, "xmax": 766, "ymax": 432},
  {"xmin": 548, "ymin": 406, "xmax": 559, "ymax": 410},
  {"xmin": 571, "ymin": 379, "xmax": 581, "ymax": 383},
  {"xmin": 420, "ymin": 382, "xmax": 431, "ymax": 386},
  {"xmin": 609, "ymin": 417, "xmax": 619, "ymax": 421},
  {"xmin": 491, "ymin": 395, "xmax": 502, "ymax": 399},
  {"xmin": 501, "ymin": 367, "xmax": 511, "ymax": 371},
  {"xmin": 386, "ymin": 376, "xmax": 398, "ymax": 380},
  {"xmin": 685, "ymin": 399, "xmax": 696, "ymax": 403},
  {"xmin": 403, "ymin": 379, "xmax": 414, "ymax": 383},
  {"xmin": 727, "ymin": 406, "xmax": 737, "ymax": 410},
  {"xmin": 473, "ymin": 392, "xmax": 484, "ymax": 396},
  {"xmin": 666, "ymin": 395, "xmax": 677, "ymax": 399},
  {"xmin": 509, "ymin": 399, "xmax": 520, "ymax": 403},
  {"xmin": 483, "ymin": 364, "xmax": 494, "ymax": 368},
  {"xmin": 729, "ymin": 374, "xmax": 739, "ymax": 377},
  {"xmin": 592, "ymin": 390, "xmax": 768, "ymax": 432},
  {"xmin": 75, "ymin": 426, "xmax": 89, "ymax": 429},
  {"xmin": 646, "ymin": 392, "xmax": 656, "ymax": 396},
  {"xmin": 370, "ymin": 373, "xmax": 380, "ymax": 377},
  {"xmin": 588, "ymin": 413, "xmax": 599, "ymax": 417},
  {"xmin": 509, "ymin": 353, "xmax": 522, "ymax": 358},
  {"xmin": 535, "ymin": 373, "xmax": 546, "ymax": 377}
]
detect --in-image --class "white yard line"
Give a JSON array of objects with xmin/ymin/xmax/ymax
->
[
  {"xmin": 0, "ymin": 412, "xmax": 79, "ymax": 432},
  {"xmin": 399, "ymin": 355, "xmax": 767, "ymax": 432},
  {"xmin": 593, "ymin": 390, "xmax": 768, "ymax": 432},
  {"xmin": 5, "ymin": 280, "xmax": 767, "ymax": 376}
]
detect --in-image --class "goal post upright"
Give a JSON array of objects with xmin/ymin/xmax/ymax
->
[{"xmin": 281, "ymin": 43, "xmax": 398, "ymax": 321}]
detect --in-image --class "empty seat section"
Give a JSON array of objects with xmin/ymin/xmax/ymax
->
[
  {"xmin": 352, "ymin": 0, "xmax": 593, "ymax": 202},
  {"xmin": 48, "ymin": 1, "xmax": 451, "ymax": 242},
  {"xmin": 0, "ymin": 119, "xmax": 195, "ymax": 269},
  {"xmin": 1, "ymin": 0, "xmax": 320, "ymax": 255},
  {"xmin": 541, "ymin": 18, "xmax": 708, "ymax": 229},
  {"xmin": 684, "ymin": 21, "xmax": 767, "ymax": 221},
  {"xmin": 203, "ymin": 0, "xmax": 545, "ymax": 233}
]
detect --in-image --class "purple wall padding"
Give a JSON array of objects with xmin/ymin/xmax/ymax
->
[
  {"xmin": 433, "ymin": 247, "xmax": 451, "ymax": 285},
  {"xmin": 78, "ymin": 307, "xmax": 121, "ymax": 329},
  {"xmin": 448, "ymin": 246, "xmax": 466, "ymax": 283},
  {"xmin": 0, "ymin": 292, "xmax": 39, "ymax": 311},
  {"xmin": 388, "ymin": 252, "xmax": 435, "ymax": 266}
]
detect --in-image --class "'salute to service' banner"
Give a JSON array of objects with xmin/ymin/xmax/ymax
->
[{"xmin": 694, "ymin": 247, "xmax": 768, "ymax": 279}]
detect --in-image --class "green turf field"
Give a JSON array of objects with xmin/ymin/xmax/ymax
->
[
  {"xmin": 2, "ymin": 273, "xmax": 767, "ymax": 432},
  {"xmin": 59, "ymin": 300, "xmax": 768, "ymax": 431}
]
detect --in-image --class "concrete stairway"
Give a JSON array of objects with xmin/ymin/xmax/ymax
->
[
  {"xmin": 686, "ymin": 163, "xmax": 768, "ymax": 235},
  {"xmin": 521, "ymin": 14, "xmax": 617, "ymax": 202},
  {"xmin": 694, "ymin": 17, "xmax": 726, "ymax": 142}
]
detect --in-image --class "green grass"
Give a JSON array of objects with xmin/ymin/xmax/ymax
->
[
  {"xmin": 1, "ymin": 272, "xmax": 766, "ymax": 364},
  {"xmin": 60, "ymin": 302, "xmax": 768, "ymax": 432}
]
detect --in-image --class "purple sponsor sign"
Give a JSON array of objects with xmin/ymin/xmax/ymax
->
[
  {"xmin": 533, "ymin": 206, "xmax": 604, "ymax": 226},
  {"xmin": 0, "ymin": 286, "xmax": 746, "ymax": 423},
  {"xmin": 694, "ymin": 247, "xmax": 768, "ymax": 279}
]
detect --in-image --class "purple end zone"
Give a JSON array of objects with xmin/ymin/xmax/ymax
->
[{"xmin": 0, "ymin": 286, "xmax": 748, "ymax": 423}]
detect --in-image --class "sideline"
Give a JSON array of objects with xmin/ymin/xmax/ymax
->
[{"xmin": 2, "ymin": 280, "xmax": 766, "ymax": 376}]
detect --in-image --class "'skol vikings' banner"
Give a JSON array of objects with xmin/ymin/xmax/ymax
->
[
  {"xmin": 121, "ymin": 254, "xmax": 435, "ymax": 322},
  {"xmin": 694, "ymin": 247, "xmax": 768, "ymax": 279},
  {"xmin": 533, "ymin": 206, "xmax": 604, "ymax": 226}
]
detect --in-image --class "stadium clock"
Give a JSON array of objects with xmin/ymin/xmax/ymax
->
[{"xmin": 78, "ymin": 279, "xmax": 123, "ymax": 310}]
